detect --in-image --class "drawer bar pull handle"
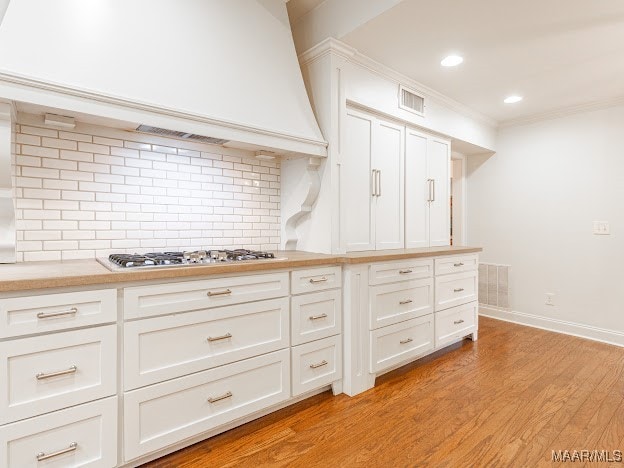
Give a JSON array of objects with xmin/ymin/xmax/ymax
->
[
  {"xmin": 399, "ymin": 269, "xmax": 413, "ymax": 274},
  {"xmin": 207, "ymin": 289, "xmax": 232, "ymax": 297},
  {"xmin": 208, "ymin": 391, "xmax": 233, "ymax": 403},
  {"xmin": 309, "ymin": 313, "xmax": 328, "ymax": 320},
  {"xmin": 36, "ymin": 365, "xmax": 77, "ymax": 380},
  {"xmin": 454, "ymin": 263, "xmax": 464, "ymax": 267},
  {"xmin": 399, "ymin": 299, "xmax": 413, "ymax": 305},
  {"xmin": 37, "ymin": 307, "xmax": 78, "ymax": 319},
  {"xmin": 207, "ymin": 333, "xmax": 232, "ymax": 342},
  {"xmin": 400, "ymin": 338, "xmax": 413, "ymax": 344},
  {"xmin": 454, "ymin": 288, "xmax": 465, "ymax": 293},
  {"xmin": 454, "ymin": 319, "xmax": 465, "ymax": 325},
  {"xmin": 310, "ymin": 360, "xmax": 328, "ymax": 369},
  {"xmin": 36, "ymin": 442, "xmax": 78, "ymax": 461},
  {"xmin": 309, "ymin": 277, "xmax": 328, "ymax": 284}
]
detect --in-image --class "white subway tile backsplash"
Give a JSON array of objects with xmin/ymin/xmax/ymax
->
[
  {"xmin": 21, "ymin": 126, "xmax": 58, "ymax": 137},
  {"xmin": 59, "ymin": 131, "xmax": 92, "ymax": 142},
  {"xmin": 13, "ymin": 122, "xmax": 281, "ymax": 259},
  {"xmin": 42, "ymin": 137, "xmax": 78, "ymax": 150},
  {"xmin": 78, "ymin": 142, "xmax": 109, "ymax": 154}
]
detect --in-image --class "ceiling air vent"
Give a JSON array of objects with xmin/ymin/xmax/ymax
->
[
  {"xmin": 399, "ymin": 85, "xmax": 425, "ymax": 116},
  {"xmin": 136, "ymin": 125, "xmax": 229, "ymax": 145}
]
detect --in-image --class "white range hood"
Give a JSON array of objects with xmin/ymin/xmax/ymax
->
[{"xmin": 0, "ymin": 0, "xmax": 327, "ymax": 157}]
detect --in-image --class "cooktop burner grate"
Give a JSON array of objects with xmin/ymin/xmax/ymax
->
[{"xmin": 105, "ymin": 249, "xmax": 276, "ymax": 269}]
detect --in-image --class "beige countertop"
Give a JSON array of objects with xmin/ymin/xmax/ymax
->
[{"xmin": 0, "ymin": 246, "xmax": 482, "ymax": 293}]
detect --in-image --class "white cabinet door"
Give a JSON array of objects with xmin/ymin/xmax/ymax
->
[
  {"xmin": 405, "ymin": 128, "xmax": 429, "ymax": 248},
  {"xmin": 343, "ymin": 109, "xmax": 375, "ymax": 252},
  {"xmin": 428, "ymin": 137, "xmax": 450, "ymax": 246},
  {"xmin": 373, "ymin": 119, "xmax": 404, "ymax": 250}
]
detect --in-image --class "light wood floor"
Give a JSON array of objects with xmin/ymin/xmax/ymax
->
[{"xmin": 144, "ymin": 317, "xmax": 624, "ymax": 467}]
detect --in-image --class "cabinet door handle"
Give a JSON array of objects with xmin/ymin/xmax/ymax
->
[
  {"xmin": 454, "ymin": 319, "xmax": 465, "ymax": 325},
  {"xmin": 454, "ymin": 288, "xmax": 465, "ymax": 293},
  {"xmin": 37, "ymin": 307, "xmax": 78, "ymax": 319},
  {"xmin": 207, "ymin": 289, "xmax": 232, "ymax": 297},
  {"xmin": 400, "ymin": 338, "xmax": 413, "ymax": 344},
  {"xmin": 427, "ymin": 179, "xmax": 433, "ymax": 202},
  {"xmin": 399, "ymin": 269, "xmax": 413, "ymax": 274},
  {"xmin": 36, "ymin": 365, "xmax": 77, "ymax": 380},
  {"xmin": 377, "ymin": 169, "xmax": 382, "ymax": 197},
  {"xmin": 309, "ymin": 313, "xmax": 328, "ymax": 320},
  {"xmin": 371, "ymin": 169, "xmax": 378, "ymax": 197},
  {"xmin": 454, "ymin": 263, "xmax": 464, "ymax": 267},
  {"xmin": 36, "ymin": 442, "xmax": 78, "ymax": 461},
  {"xmin": 207, "ymin": 332, "xmax": 232, "ymax": 342},
  {"xmin": 208, "ymin": 391, "xmax": 233, "ymax": 403},
  {"xmin": 399, "ymin": 299, "xmax": 413, "ymax": 305},
  {"xmin": 309, "ymin": 277, "xmax": 328, "ymax": 284},
  {"xmin": 431, "ymin": 178, "xmax": 435, "ymax": 202},
  {"xmin": 309, "ymin": 360, "xmax": 328, "ymax": 369}
]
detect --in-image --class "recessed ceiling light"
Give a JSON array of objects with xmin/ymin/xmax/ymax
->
[
  {"xmin": 504, "ymin": 95, "xmax": 523, "ymax": 104},
  {"xmin": 441, "ymin": 55, "xmax": 463, "ymax": 67}
]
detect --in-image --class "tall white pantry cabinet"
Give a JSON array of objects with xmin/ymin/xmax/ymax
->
[{"xmin": 342, "ymin": 107, "xmax": 450, "ymax": 252}]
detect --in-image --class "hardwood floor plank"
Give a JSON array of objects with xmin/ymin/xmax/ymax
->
[{"xmin": 143, "ymin": 317, "xmax": 624, "ymax": 468}]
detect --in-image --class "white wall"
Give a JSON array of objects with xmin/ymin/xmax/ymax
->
[{"xmin": 468, "ymin": 104, "xmax": 624, "ymax": 338}]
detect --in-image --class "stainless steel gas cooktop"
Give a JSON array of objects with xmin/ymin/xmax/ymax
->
[{"xmin": 97, "ymin": 249, "xmax": 277, "ymax": 271}]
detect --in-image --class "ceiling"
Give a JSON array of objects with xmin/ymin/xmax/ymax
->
[
  {"xmin": 286, "ymin": 0, "xmax": 326, "ymax": 24},
  {"xmin": 293, "ymin": 0, "xmax": 624, "ymax": 124}
]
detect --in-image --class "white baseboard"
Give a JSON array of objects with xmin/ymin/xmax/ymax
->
[{"xmin": 479, "ymin": 305, "xmax": 624, "ymax": 348}]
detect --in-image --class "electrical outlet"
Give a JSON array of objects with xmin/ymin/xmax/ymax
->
[
  {"xmin": 593, "ymin": 221, "xmax": 610, "ymax": 235},
  {"xmin": 545, "ymin": 293, "xmax": 555, "ymax": 306}
]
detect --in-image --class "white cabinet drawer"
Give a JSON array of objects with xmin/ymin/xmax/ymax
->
[
  {"xmin": 0, "ymin": 289, "xmax": 116, "ymax": 339},
  {"xmin": 370, "ymin": 315, "xmax": 434, "ymax": 373},
  {"xmin": 0, "ymin": 397, "xmax": 117, "ymax": 468},
  {"xmin": 434, "ymin": 271, "xmax": 478, "ymax": 311},
  {"xmin": 291, "ymin": 266, "xmax": 341, "ymax": 295},
  {"xmin": 435, "ymin": 302, "xmax": 477, "ymax": 348},
  {"xmin": 291, "ymin": 290, "xmax": 342, "ymax": 346},
  {"xmin": 291, "ymin": 335, "xmax": 342, "ymax": 397},
  {"xmin": 369, "ymin": 278, "xmax": 433, "ymax": 330},
  {"xmin": 368, "ymin": 259, "xmax": 433, "ymax": 285},
  {"xmin": 435, "ymin": 255, "xmax": 478, "ymax": 276},
  {"xmin": 123, "ymin": 349, "xmax": 290, "ymax": 461},
  {"xmin": 124, "ymin": 272, "xmax": 289, "ymax": 319},
  {"xmin": 124, "ymin": 298, "xmax": 290, "ymax": 390},
  {"xmin": 0, "ymin": 326, "xmax": 116, "ymax": 424}
]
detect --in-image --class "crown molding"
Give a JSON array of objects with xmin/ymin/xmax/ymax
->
[
  {"xmin": 0, "ymin": 70, "xmax": 328, "ymax": 157},
  {"xmin": 298, "ymin": 37, "xmax": 357, "ymax": 66},
  {"xmin": 499, "ymin": 95, "xmax": 624, "ymax": 128},
  {"xmin": 299, "ymin": 37, "xmax": 498, "ymax": 129}
]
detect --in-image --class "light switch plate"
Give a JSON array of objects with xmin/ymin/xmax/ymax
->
[{"xmin": 593, "ymin": 221, "xmax": 610, "ymax": 235}]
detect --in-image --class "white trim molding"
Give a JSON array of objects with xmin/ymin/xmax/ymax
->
[
  {"xmin": 499, "ymin": 95, "xmax": 624, "ymax": 128},
  {"xmin": 480, "ymin": 305, "xmax": 624, "ymax": 348}
]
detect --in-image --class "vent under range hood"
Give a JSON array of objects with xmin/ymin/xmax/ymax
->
[
  {"xmin": 0, "ymin": 0, "xmax": 327, "ymax": 157},
  {"xmin": 135, "ymin": 125, "xmax": 230, "ymax": 146}
]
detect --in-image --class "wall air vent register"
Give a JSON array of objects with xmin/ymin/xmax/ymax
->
[{"xmin": 398, "ymin": 85, "xmax": 425, "ymax": 116}]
